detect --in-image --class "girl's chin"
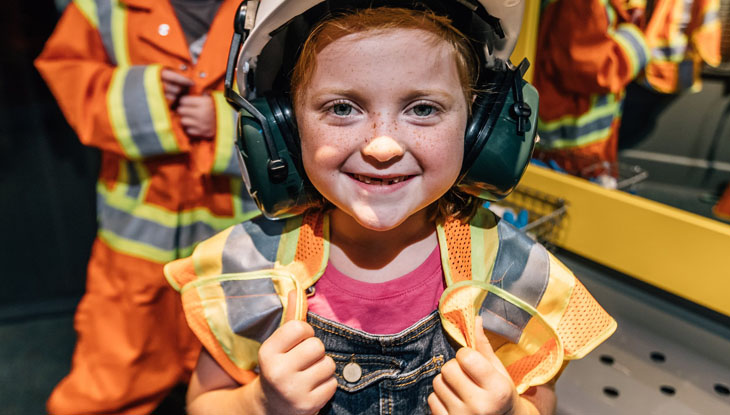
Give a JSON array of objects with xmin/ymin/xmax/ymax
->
[{"xmin": 345, "ymin": 205, "xmax": 429, "ymax": 233}]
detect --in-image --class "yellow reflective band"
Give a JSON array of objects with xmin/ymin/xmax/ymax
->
[
  {"xmin": 612, "ymin": 24, "xmax": 649, "ymax": 78},
  {"xmin": 212, "ymin": 91, "xmax": 236, "ymax": 173},
  {"xmin": 108, "ymin": 67, "xmax": 141, "ymax": 158},
  {"xmin": 436, "ymin": 224, "xmax": 455, "ymax": 286},
  {"xmin": 468, "ymin": 211, "xmax": 499, "ymax": 284},
  {"xmin": 110, "ymin": 1, "xmax": 129, "ymax": 67},
  {"xmin": 545, "ymin": 124, "xmax": 614, "ymax": 149},
  {"xmin": 539, "ymin": 95, "xmax": 620, "ymax": 148},
  {"xmin": 276, "ymin": 215, "xmax": 303, "ymax": 266},
  {"xmin": 74, "ymin": 0, "xmax": 98, "ymax": 28},
  {"xmin": 604, "ymin": 1, "xmax": 616, "ymax": 27},
  {"xmin": 99, "ymin": 180, "xmax": 258, "ymax": 231},
  {"xmin": 540, "ymin": 94, "xmax": 617, "ymax": 132},
  {"xmin": 99, "ymin": 229, "xmax": 177, "ymax": 263},
  {"xmin": 535, "ymin": 254, "xmax": 574, "ymax": 332},
  {"xmin": 143, "ymin": 65, "xmax": 179, "ymax": 153},
  {"xmin": 192, "ymin": 226, "xmax": 237, "ymax": 277}
]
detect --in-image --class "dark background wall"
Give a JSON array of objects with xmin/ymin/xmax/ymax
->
[{"xmin": 0, "ymin": 0, "xmax": 98, "ymax": 320}]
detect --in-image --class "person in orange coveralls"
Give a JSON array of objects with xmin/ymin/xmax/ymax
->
[
  {"xmin": 533, "ymin": 0, "xmax": 721, "ymax": 186},
  {"xmin": 34, "ymin": 0, "xmax": 259, "ymax": 413},
  {"xmin": 532, "ymin": 0, "xmax": 651, "ymax": 186}
]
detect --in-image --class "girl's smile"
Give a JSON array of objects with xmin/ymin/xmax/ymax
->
[{"xmin": 295, "ymin": 28, "xmax": 468, "ymax": 234}]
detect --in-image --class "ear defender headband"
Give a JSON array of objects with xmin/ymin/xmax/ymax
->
[{"xmin": 224, "ymin": 0, "xmax": 539, "ymax": 219}]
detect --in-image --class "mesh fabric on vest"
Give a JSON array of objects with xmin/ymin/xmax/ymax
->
[
  {"xmin": 557, "ymin": 279, "xmax": 614, "ymax": 357},
  {"xmin": 443, "ymin": 218, "xmax": 472, "ymax": 283},
  {"xmin": 294, "ymin": 213, "xmax": 325, "ymax": 279},
  {"xmin": 506, "ymin": 337, "xmax": 560, "ymax": 390}
]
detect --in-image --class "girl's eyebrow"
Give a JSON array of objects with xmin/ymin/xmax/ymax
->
[
  {"xmin": 310, "ymin": 87, "xmax": 456, "ymax": 103},
  {"xmin": 401, "ymin": 89, "xmax": 456, "ymax": 103}
]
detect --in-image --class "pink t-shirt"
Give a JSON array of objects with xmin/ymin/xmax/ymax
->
[{"xmin": 307, "ymin": 247, "xmax": 445, "ymax": 335}]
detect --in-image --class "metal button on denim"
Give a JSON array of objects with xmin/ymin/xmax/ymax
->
[{"xmin": 342, "ymin": 362, "xmax": 362, "ymax": 383}]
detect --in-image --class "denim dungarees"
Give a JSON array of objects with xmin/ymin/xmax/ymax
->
[{"xmin": 307, "ymin": 310, "xmax": 456, "ymax": 415}]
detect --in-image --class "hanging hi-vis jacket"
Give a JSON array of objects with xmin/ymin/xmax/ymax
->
[
  {"xmin": 164, "ymin": 208, "xmax": 617, "ymax": 393},
  {"xmin": 639, "ymin": 0, "xmax": 721, "ymax": 93},
  {"xmin": 533, "ymin": 0, "xmax": 650, "ymax": 175},
  {"xmin": 35, "ymin": 0, "xmax": 259, "ymax": 263}
]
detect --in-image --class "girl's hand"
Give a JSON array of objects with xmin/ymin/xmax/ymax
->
[
  {"xmin": 254, "ymin": 320, "xmax": 337, "ymax": 415},
  {"xmin": 428, "ymin": 316, "xmax": 529, "ymax": 415}
]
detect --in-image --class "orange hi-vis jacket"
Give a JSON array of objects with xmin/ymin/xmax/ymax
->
[
  {"xmin": 164, "ymin": 208, "xmax": 617, "ymax": 393},
  {"xmin": 639, "ymin": 0, "xmax": 721, "ymax": 93},
  {"xmin": 35, "ymin": 0, "xmax": 259, "ymax": 263},
  {"xmin": 533, "ymin": 0, "xmax": 650, "ymax": 175}
]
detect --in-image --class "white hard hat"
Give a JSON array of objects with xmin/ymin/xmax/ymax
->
[{"xmin": 234, "ymin": 0, "xmax": 526, "ymax": 97}]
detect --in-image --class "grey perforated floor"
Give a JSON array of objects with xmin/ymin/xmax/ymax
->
[{"xmin": 555, "ymin": 252, "xmax": 730, "ymax": 415}]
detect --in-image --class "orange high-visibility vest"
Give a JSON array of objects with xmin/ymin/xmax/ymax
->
[
  {"xmin": 165, "ymin": 209, "xmax": 616, "ymax": 393},
  {"xmin": 639, "ymin": 0, "xmax": 722, "ymax": 93},
  {"xmin": 35, "ymin": 0, "xmax": 260, "ymax": 263}
]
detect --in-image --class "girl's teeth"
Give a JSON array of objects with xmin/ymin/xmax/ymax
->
[{"xmin": 353, "ymin": 174, "xmax": 408, "ymax": 185}]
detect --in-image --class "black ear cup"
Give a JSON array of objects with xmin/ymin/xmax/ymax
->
[
  {"xmin": 235, "ymin": 97, "xmax": 310, "ymax": 219},
  {"xmin": 458, "ymin": 61, "xmax": 539, "ymax": 201},
  {"xmin": 263, "ymin": 94, "xmax": 305, "ymax": 178}
]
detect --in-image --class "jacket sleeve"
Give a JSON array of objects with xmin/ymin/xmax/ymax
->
[
  {"xmin": 34, "ymin": 1, "xmax": 190, "ymax": 159},
  {"xmin": 689, "ymin": 0, "xmax": 721, "ymax": 67},
  {"xmin": 538, "ymin": 0, "xmax": 650, "ymax": 95}
]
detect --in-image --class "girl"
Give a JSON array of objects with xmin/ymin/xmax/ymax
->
[{"xmin": 165, "ymin": 2, "xmax": 616, "ymax": 414}]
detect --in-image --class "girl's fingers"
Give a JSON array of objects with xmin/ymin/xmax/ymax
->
[
  {"xmin": 454, "ymin": 347, "xmax": 493, "ymax": 390},
  {"xmin": 261, "ymin": 320, "xmax": 315, "ymax": 356},
  {"xmin": 440, "ymin": 356, "xmax": 486, "ymax": 404},
  {"xmin": 473, "ymin": 316, "xmax": 511, "ymax": 379},
  {"xmin": 431, "ymin": 372, "xmax": 464, "ymax": 413},
  {"xmin": 309, "ymin": 375, "xmax": 338, "ymax": 410},
  {"xmin": 302, "ymin": 354, "xmax": 336, "ymax": 387},
  {"xmin": 427, "ymin": 392, "xmax": 449, "ymax": 415},
  {"xmin": 289, "ymin": 336, "xmax": 328, "ymax": 371}
]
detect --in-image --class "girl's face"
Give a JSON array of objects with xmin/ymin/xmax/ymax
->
[{"xmin": 295, "ymin": 28, "xmax": 468, "ymax": 231}]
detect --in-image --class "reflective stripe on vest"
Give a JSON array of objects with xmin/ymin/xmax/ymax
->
[
  {"xmin": 165, "ymin": 209, "xmax": 616, "ymax": 392},
  {"xmin": 537, "ymin": 94, "xmax": 621, "ymax": 149},
  {"xmin": 98, "ymin": 160, "xmax": 260, "ymax": 263},
  {"xmin": 211, "ymin": 91, "xmax": 242, "ymax": 176}
]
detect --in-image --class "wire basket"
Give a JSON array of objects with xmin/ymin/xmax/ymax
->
[
  {"xmin": 579, "ymin": 161, "xmax": 649, "ymax": 191},
  {"xmin": 616, "ymin": 163, "xmax": 649, "ymax": 191},
  {"xmin": 489, "ymin": 186, "xmax": 568, "ymax": 246}
]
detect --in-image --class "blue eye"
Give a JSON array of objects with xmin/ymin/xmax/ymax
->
[
  {"xmin": 332, "ymin": 103, "xmax": 353, "ymax": 116},
  {"xmin": 412, "ymin": 104, "xmax": 434, "ymax": 117}
]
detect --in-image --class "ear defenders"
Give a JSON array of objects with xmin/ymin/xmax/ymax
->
[{"xmin": 224, "ymin": 0, "xmax": 539, "ymax": 219}]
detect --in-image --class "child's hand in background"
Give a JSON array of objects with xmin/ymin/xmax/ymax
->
[
  {"xmin": 254, "ymin": 320, "xmax": 337, "ymax": 415},
  {"xmin": 177, "ymin": 95, "xmax": 216, "ymax": 139},
  {"xmin": 428, "ymin": 316, "xmax": 538, "ymax": 415},
  {"xmin": 160, "ymin": 68, "xmax": 193, "ymax": 103}
]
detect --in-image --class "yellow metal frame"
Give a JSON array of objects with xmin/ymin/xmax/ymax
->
[
  {"xmin": 518, "ymin": 165, "xmax": 730, "ymax": 317},
  {"xmin": 511, "ymin": 0, "xmax": 540, "ymax": 83}
]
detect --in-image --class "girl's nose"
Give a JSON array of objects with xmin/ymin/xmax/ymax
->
[{"xmin": 362, "ymin": 135, "xmax": 405, "ymax": 162}]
